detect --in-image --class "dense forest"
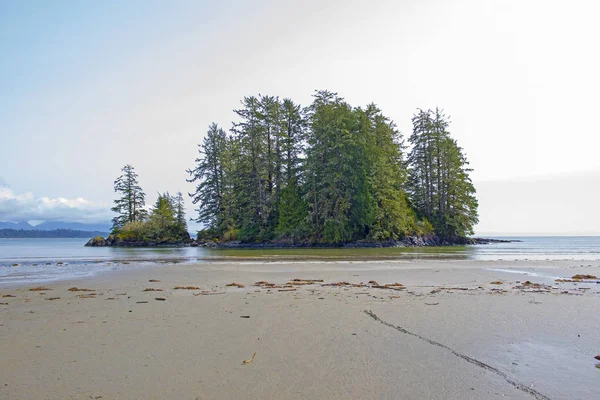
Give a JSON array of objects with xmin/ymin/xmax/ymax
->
[
  {"xmin": 0, "ymin": 229, "xmax": 107, "ymax": 238},
  {"xmin": 187, "ymin": 91, "xmax": 478, "ymax": 244}
]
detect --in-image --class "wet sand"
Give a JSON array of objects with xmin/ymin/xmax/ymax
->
[{"xmin": 1, "ymin": 259, "xmax": 599, "ymax": 399}]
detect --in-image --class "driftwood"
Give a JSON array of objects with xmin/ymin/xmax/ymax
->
[
  {"xmin": 193, "ymin": 291, "xmax": 226, "ymax": 296},
  {"xmin": 242, "ymin": 352, "xmax": 256, "ymax": 365}
]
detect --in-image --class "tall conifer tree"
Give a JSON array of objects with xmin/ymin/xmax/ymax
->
[{"xmin": 111, "ymin": 164, "xmax": 147, "ymax": 231}]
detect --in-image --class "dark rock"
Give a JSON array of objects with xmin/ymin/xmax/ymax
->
[{"xmin": 85, "ymin": 236, "xmax": 109, "ymax": 247}]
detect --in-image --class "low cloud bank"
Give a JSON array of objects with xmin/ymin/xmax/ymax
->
[{"xmin": 0, "ymin": 187, "xmax": 111, "ymax": 223}]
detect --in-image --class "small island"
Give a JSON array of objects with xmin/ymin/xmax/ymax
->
[{"xmin": 88, "ymin": 91, "xmax": 503, "ymax": 248}]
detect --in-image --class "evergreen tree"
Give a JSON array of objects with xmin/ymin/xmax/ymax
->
[
  {"xmin": 407, "ymin": 109, "xmax": 478, "ymax": 238},
  {"xmin": 149, "ymin": 192, "xmax": 175, "ymax": 233},
  {"xmin": 187, "ymin": 123, "xmax": 228, "ymax": 233},
  {"xmin": 304, "ymin": 90, "xmax": 373, "ymax": 242},
  {"xmin": 362, "ymin": 104, "xmax": 414, "ymax": 240},
  {"xmin": 174, "ymin": 192, "xmax": 187, "ymax": 231},
  {"xmin": 111, "ymin": 164, "xmax": 147, "ymax": 231}
]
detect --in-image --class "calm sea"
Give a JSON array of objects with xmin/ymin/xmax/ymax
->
[{"xmin": 1, "ymin": 236, "xmax": 599, "ymax": 285}]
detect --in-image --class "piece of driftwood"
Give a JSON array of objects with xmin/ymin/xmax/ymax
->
[
  {"xmin": 193, "ymin": 291, "xmax": 226, "ymax": 296},
  {"xmin": 242, "ymin": 352, "xmax": 256, "ymax": 365}
]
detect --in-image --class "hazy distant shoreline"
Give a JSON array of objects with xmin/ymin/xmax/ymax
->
[{"xmin": 0, "ymin": 228, "xmax": 108, "ymax": 238}]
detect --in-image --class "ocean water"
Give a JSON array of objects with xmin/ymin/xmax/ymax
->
[{"xmin": 1, "ymin": 236, "xmax": 599, "ymax": 285}]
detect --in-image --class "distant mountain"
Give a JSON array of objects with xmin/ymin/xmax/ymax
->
[
  {"xmin": 0, "ymin": 221, "xmax": 111, "ymax": 233},
  {"xmin": 0, "ymin": 221, "xmax": 34, "ymax": 230}
]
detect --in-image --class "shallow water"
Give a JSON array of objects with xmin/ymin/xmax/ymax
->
[{"xmin": 1, "ymin": 236, "xmax": 599, "ymax": 285}]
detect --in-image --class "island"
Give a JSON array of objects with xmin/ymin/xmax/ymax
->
[{"xmin": 87, "ymin": 91, "xmax": 512, "ymax": 248}]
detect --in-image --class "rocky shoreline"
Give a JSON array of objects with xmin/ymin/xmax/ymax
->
[{"xmin": 85, "ymin": 235, "xmax": 517, "ymax": 248}]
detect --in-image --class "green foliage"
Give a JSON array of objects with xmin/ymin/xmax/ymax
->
[
  {"xmin": 407, "ymin": 109, "xmax": 478, "ymax": 238},
  {"xmin": 187, "ymin": 92, "xmax": 479, "ymax": 243},
  {"xmin": 276, "ymin": 181, "xmax": 308, "ymax": 240},
  {"xmin": 115, "ymin": 221, "xmax": 149, "ymax": 241},
  {"xmin": 111, "ymin": 165, "xmax": 147, "ymax": 231},
  {"xmin": 110, "ymin": 169, "xmax": 190, "ymax": 243}
]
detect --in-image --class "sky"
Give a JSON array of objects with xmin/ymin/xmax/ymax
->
[{"xmin": 1, "ymin": 0, "xmax": 599, "ymax": 234}]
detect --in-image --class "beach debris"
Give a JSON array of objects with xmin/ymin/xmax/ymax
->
[
  {"xmin": 11, "ymin": 264, "xmax": 19, "ymax": 267},
  {"xmin": 174, "ymin": 286, "xmax": 201, "ymax": 290},
  {"xmin": 490, "ymin": 281, "xmax": 504, "ymax": 285},
  {"xmin": 106, "ymin": 297, "xmax": 115, "ymax": 300},
  {"xmin": 226, "ymin": 282, "xmax": 245, "ymax": 288},
  {"xmin": 254, "ymin": 281, "xmax": 278, "ymax": 288},
  {"xmin": 242, "ymin": 352, "xmax": 256, "ymax": 365},
  {"xmin": 56, "ymin": 262, "xmax": 64, "ymax": 265},
  {"xmin": 155, "ymin": 297, "xmax": 166, "ymax": 301},
  {"xmin": 29, "ymin": 287, "xmax": 51, "ymax": 291},
  {"xmin": 387, "ymin": 282, "xmax": 405, "ymax": 288},
  {"xmin": 323, "ymin": 281, "xmax": 351, "ymax": 287},
  {"xmin": 278, "ymin": 288, "xmax": 297, "ymax": 292},
  {"xmin": 193, "ymin": 291, "xmax": 226, "ymax": 296},
  {"xmin": 425, "ymin": 302, "xmax": 439, "ymax": 306},
  {"xmin": 514, "ymin": 281, "xmax": 552, "ymax": 291},
  {"xmin": 288, "ymin": 279, "xmax": 323, "ymax": 285},
  {"xmin": 2, "ymin": 294, "xmax": 15, "ymax": 298},
  {"xmin": 68, "ymin": 287, "xmax": 94, "ymax": 292},
  {"xmin": 596, "ymin": 364, "xmax": 600, "ymax": 369},
  {"xmin": 136, "ymin": 301, "xmax": 148, "ymax": 304},
  {"xmin": 149, "ymin": 279, "xmax": 161, "ymax": 282},
  {"xmin": 45, "ymin": 297, "xmax": 60, "ymax": 300},
  {"xmin": 0, "ymin": 302, "xmax": 8, "ymax": 305},
  {"xmin": 240, "ymin": 315, "xmax": 250, "ymax": 318},
  {"xmin": 143, "ymin": 288, "xmax": 163, "ymax": 292},
  {"xmin": 368, "ymin": 280, "xmax": 379, "ymax": 285},
  {"xmin": 572, "ymin": 274, "xmax": 598, "ymax": 280},
  {"xmin": 371, "ymin": 283, "xmax": 405, "ymax": 291},
  {"xmin": 595, "ymin": 355, "xmax": 600, "ymax": 361}
]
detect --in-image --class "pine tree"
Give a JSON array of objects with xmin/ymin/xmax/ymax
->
[
  {"xmin": 111, "ymin": 164, "xmax": 147, "ymax": 231},
  {"xmin": 187, "ymin": 123, "xmax": 228, "ymax": 234},
  {"xmin": 149, "ymin": 192, "xmax": 175, "ymax": 233},
  {"xmin": 362, "ymin": 104, "xmax": 413, "ymax": 239},
  {"xmin": 174, "ymin": 192, "xmax": 187, "ymax": 231},
  {"xmin": 407, "ymin": 109, "xmax": 478, "ymax": 238},
  {"xmin": 304, "ymin": 90, "xmax": 372, "ymax": 242}
]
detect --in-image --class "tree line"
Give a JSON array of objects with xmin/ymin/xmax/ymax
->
[{"xmin": 187, "ymin": 90, "xmax": 478, "ymax": 243}]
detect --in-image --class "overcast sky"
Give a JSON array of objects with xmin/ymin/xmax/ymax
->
[{"xmin": 1, "ymin": 0, "xmax": 599, "ymax": 234}]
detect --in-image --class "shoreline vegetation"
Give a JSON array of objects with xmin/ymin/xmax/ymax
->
[
  {"xmin": 85, "ymin": 235, "xmax": 516, "ymax": 248},
  {"xmin": 96, "ymin": 91, "xmax": 482, "ymax": 249}
]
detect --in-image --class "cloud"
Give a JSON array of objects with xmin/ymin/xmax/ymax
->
[{"xmin": 0, "ymin": 187, "xmax": 111, "ymax": 223}]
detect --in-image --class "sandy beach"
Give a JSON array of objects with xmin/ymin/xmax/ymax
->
[{"xmin": 1, "ymin": 259, "xmax": 599, "ymax": 400}]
